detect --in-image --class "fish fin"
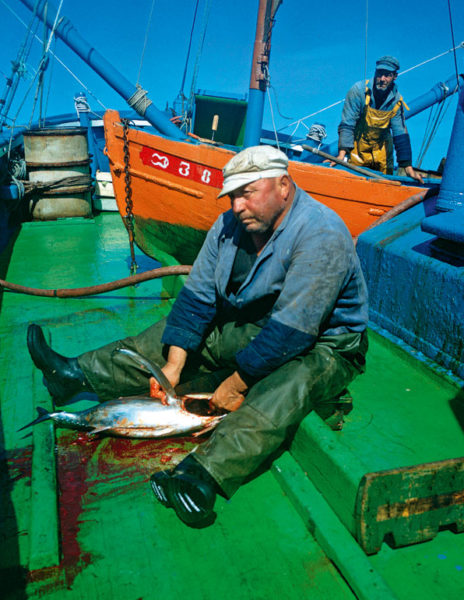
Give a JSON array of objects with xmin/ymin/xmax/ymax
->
[
  {"xmin": 89, "ymin": 426, "xmax": 111, "ymax": 435},
  {"xmin": 18, "ymin": 406, "xmax": 53, "ymax": 432},
  {"xmin": 191, "ymin": 422, "xmax": 219, "ymax": 438}
]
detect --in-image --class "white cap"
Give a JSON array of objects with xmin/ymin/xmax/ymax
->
[{"xmin": 218, "ymin": 145, "xmax": 289, "ymax": 198}]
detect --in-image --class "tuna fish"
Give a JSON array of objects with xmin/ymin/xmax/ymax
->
[
  {"xmin": 19, "ymin": 394, "xmax": 224, "ymax": 438},
  {"xmin": 21, "ymin": 348, "xmax": 225, "ymax": 438}
]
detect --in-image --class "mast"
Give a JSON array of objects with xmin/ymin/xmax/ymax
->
[
  {"xmin": 18, "ymin": 0, "xmax": 186, "ymax": 140},
  {"xmin": 243, "ymin": 0, "xmax": 281, "ymax": 148}
]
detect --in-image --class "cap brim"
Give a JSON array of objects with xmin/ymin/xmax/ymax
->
[
  {"xmin": 217, "ymin": 173, "xmax": 262, "ymax": 198},
  {"xmin": 376, "ymin": 64, "xmax": 397, "ymax": 72},
  {"xmin": 217, "ymin": 168, "xmax": 289, "ymax": 198}
]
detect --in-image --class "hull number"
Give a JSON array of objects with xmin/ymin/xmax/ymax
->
[{"xmin": 140, "ymin": 146, "xmax": 223, "ymax": 188}]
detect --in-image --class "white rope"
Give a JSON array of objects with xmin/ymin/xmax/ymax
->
[
  {"xmin": 74, "ymin": 93, "xmax": 90, "ymax": 116},
  {"xmin": 279, "ymin": 99, "xmax": 345, "ymax": 132},
  {"xmin": 279, "ymin": 42, "xmax": 464, "ymax": 136},
  {"xmin": 306, "ymin": 123, "xmax": 327, "ymax": 144},
  {"xmin": 127, "ymin": 83, "xmax": 153, "ymax": 116},
  {"xmin": 45, "ymin": 0, "xmax": 64, "ymax": 54},
  {"xmin": 398, "ymin": 42, "xmax": 464, "ymax": 76}
]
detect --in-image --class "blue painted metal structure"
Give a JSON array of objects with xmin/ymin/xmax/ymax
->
[
  {"xmin": 243, "ymin": 0, "xmax": 280, "ymax": 148},
  {"xmin": 356, "ymin": 78, "xmax": 464, "ymax": 380},
  {"xmin": 244, "ymin": 89, "xmax": 266, "ymax": 147},
  {"xmin": 421, "ymin": 78, "xmax": 464, "ymax": 241}
]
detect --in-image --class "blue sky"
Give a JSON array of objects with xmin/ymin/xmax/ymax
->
[{"xmin": 2, "ymin": 0, "xmax": 464, "ymax": 170}]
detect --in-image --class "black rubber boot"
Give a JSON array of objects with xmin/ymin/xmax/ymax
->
[
  {"xmin": 27, "ymin": 324, "xmax": 92, "ymax": 404},
  {"xmin": 150, "ymin": 454, "xmax": 217, "ymax": 528}
]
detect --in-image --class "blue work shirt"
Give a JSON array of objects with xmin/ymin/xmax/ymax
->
[
  {"xmin": 162, "ymin": 186, "xmax": 368, "ymax": 380},
  {"xmin": 338, "ymin": 79, "xmax": 412, "ymax": 166}
]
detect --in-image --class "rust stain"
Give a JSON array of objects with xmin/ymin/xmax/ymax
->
[
  {"xmin": 1, "ymin": 447, "xmax": 33, "ymax": 483},
  {"xmin": 376, "ymin": 489, "xmax": 464, "ymax": 521}
]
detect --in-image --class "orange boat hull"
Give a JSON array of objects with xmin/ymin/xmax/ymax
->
[{"xmin": 104, "ymin": 110, "xmax": 423, "ymax": 264}]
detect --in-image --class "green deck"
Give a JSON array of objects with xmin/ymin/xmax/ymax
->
[{"xmin": 1, "ymin": 213, "xmax": 464, "ymax": 599}]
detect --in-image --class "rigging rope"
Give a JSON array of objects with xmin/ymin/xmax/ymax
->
[
  {"xmin": 306, "ymin": 123, "xmax": 327, "ymax": 144},
  {"xmin": 179, "ymin": 0, "xmax": 201, "ymax": 98},
  {"xmin": 27, "ymin": 0, "xmax": 64, "ymax": 127},
  {"xmin": 0, "ymin": 0, "xmax": 40, "ymax": 127},
  {"xmin": 127, "ymin": 84, "xmax": 152, "ymax": 116},
  {"xmin": 416, "ymin": 85, "xmax": 456, "ymax": 167},
  {"xmin": 278, "ymin": 42, "xmax": 464, "ymax": 135},
  {"xmin": 267, "ymin": 85, "xmax": 293, "ymax": 121},
  {"xmin": 363, "ymin": 0, "xmax": 368, "ymax": 86},
  {"xmin": 186, "ymin": 0, "xmax": 212, "ymax": 127},
  {"xmin": 1, "ymin": 0, "xmax": 107, "ymax": 119},
  {"xmin": 447, "ymin": 0, "xmax": 460, "ymax": 89},
  {"xmin": 265, "ymin": 71, "xmax": 280, "ymax": 149},
  {"xmin": 42, "ymin": 35, "xmax": 57, "ymax": 125},
  {"xmin": 136, "ymin": 0, "xmax": 156, "ymax": 85}
]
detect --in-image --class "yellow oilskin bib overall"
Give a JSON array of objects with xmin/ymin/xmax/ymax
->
[{"xmin": 349, "ymin": 87, "xmax": 404, "ymax": 174}]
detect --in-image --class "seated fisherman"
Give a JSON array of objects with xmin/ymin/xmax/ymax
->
[{"xmin": 28, "ymin": 145, "xmax": 369, "ymax": 528}]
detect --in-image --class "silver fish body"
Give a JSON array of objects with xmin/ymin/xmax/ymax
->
[{"xmin": 21, "ymin": 395, "xmax": 224, "ymax": 438}]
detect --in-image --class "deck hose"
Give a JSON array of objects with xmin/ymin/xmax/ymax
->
[
  {"xmin": 0, "ymin": 186, "xmax": 438, "ymax": 298},
  {"xmin": 0, "ymin": 265, "xmax": 192, "ymax": 298}
]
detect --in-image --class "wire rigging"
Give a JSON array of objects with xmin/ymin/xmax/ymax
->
[
  {"xmin": 0, "ymin": 0, "xmax": 41, "ymax": 128},
  {"xmin": 1, "ymin": 0, "xmax": 107, "ymax": 119},
  {"xmin": 11, "ymin": 0, "xmax": 64, "ymax": 129},
  {"xmin": 186, "ymin": 0, "xmax": 212, "ymax": 126},
  {"xmin": 136, "ymin": 0, "xmax": 156, "ymax": 85},
  {"xmin": 363, "ymin": 0, "xmax": 368, "ymax": 85},
  {"xmin": 447, "ymin": 0, "xmax": 460, "ymax": 88},
  {"xmin": 278, "ymin": 42, "xmax": 464, "ymax": 136},
  {"xmin": 416, "ymin": 84, "xmax": 456, "ymax": 167},
  {"xmin": 179, "ymin": 0, "xmax": 201, "ymax": 99}
]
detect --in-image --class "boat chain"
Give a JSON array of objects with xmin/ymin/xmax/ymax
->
[{"xmin": 121, "ymin": 118, "xmax": 138, "ymax": 275}]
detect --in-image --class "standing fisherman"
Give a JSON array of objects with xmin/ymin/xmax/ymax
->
[
  {"xmin": 334, "ymin": 55, "xmax": 423, "ymax": 182},
  {"xmin": 28, "ymin": 145, "xmax": 369, "ymax": 527}
]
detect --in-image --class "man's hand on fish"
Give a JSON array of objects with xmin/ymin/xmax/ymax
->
[
  {"xmin": 209, "ymin": 371, "xmax": 248, "ymax": 413},
  {"xmin": 149, "ymin": 377, "xmax": 168, "ymax": 404}
]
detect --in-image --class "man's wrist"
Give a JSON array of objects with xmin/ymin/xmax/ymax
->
[
  {"xmin": 165, "ymin": 346, "xmax": 188, "ymax": 373},
  {"xmin": 235, "ymin": 367, "xmax": 257, "ymax": 389}
]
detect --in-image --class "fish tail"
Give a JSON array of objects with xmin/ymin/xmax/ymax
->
[{"xmin": 18, "ymin": 406, "xmax": 52, "ymax": 431}]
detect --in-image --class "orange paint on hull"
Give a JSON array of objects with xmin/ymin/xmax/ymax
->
[{"xmin": 104, "ymin": 109, "xmax": 423, "ymax": 241}]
